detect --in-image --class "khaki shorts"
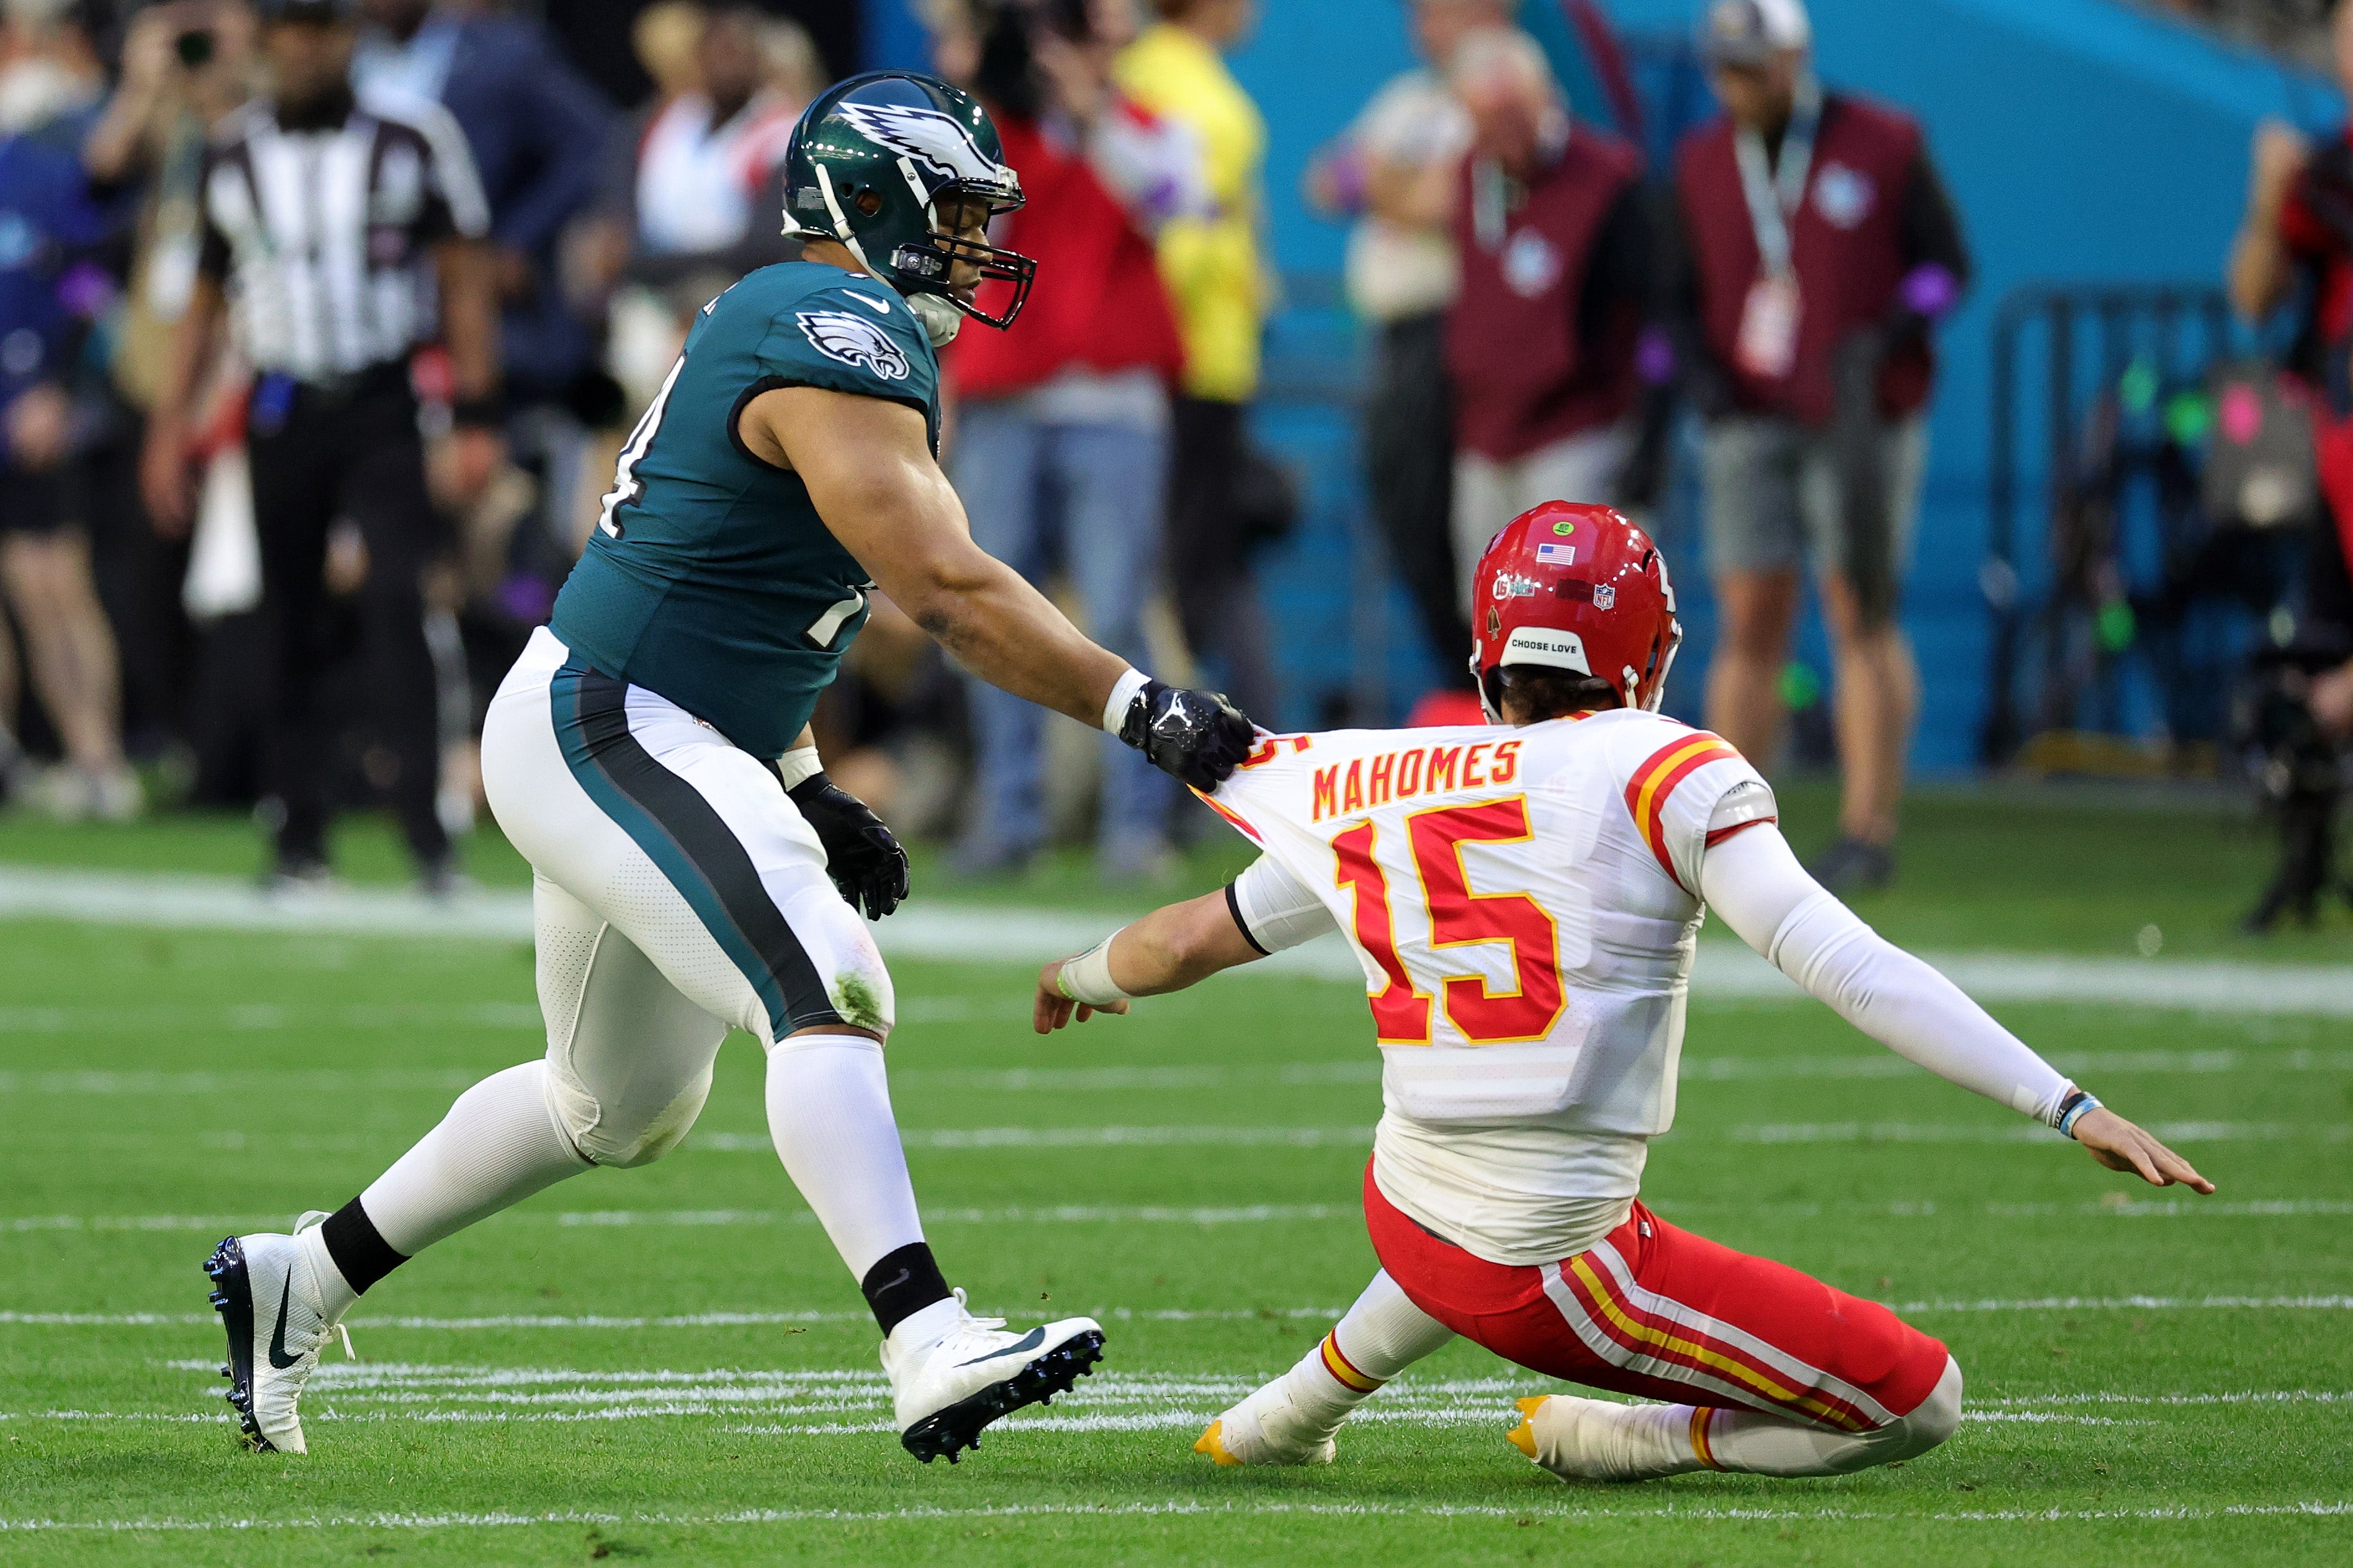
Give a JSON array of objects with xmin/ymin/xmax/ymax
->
[
  {"xmin": 1453, "ymin": 422, "xmax": 1635, "ymax": 614},
  {"xmin": 1700, "ymin": 415, "xmax": 1927, "ymax": 619}
]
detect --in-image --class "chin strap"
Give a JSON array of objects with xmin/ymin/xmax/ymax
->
[
  {"xmin": 908, "ymin": 292, "xmax": 962, "ymax": 346},
  {"xmin": 812, "ymin": 163, "xmax": 876, "ymax": 274}
]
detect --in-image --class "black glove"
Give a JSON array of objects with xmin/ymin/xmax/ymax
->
[
  {"xmin": 787, "ymin": 773, "xmax": 910, "ymax": 920},
  {"xmin": 1117, "ymin": 679, "xmax": 1256, "ymax": 791}
]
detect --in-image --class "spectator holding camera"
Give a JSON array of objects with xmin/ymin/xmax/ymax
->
[
  {"xmin": 2228, "ymin": 2, "xmax": 2353, "ymax": 751},
  {"xmin": 1117, "ymin": 0, "xmax": 1280, "ymax": 725},
  {"xmin": 945, "ymin": 0, "xmax": 1190, "ymax": 879},
  {"xmin": 1667, "ymin": 0, "xmax": 1968, "ymax": 894}
]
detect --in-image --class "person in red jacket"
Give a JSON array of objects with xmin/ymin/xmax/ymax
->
[
  {"xmin": 1667, "ymin": 0, "xmax": 1968, "ymax": 894},
  {"xmin": 1442, "ymin": 27, "xmax": 1650, "ymax": 619},
  {"xmin": 943, "ymin": 0, "xmax": 1193, "ymax": 879}
]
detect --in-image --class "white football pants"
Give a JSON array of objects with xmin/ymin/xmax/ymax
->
[{"xmin": 358, "ymin": 628, "xmax": 920, "ymax": 1280}]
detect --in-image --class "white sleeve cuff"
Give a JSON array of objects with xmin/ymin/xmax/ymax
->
[
  {"xmin": 776, "ymin": 745, "xmax": 823, "ymax": 790},
  {"xmin": 1101, "ymin": 668, "xmax": 1152, "ymax": 735},
  {"xmin": 1229, "ymin": 853, "xmax": 1339, "ymax": 954}
]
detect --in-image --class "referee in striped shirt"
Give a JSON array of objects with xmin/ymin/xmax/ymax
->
[{"xmin": 142, "ymin": 0, "xmax": 501, "ymax": 890}]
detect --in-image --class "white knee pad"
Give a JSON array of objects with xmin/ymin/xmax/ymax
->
[
  {"xmin": 542, "ymin": 1058, "xmax": 714, "ymax": 1169},
  {"xmin": 1882, "ymin": 1356, "xmax": 1964, "ymax": 1462}
]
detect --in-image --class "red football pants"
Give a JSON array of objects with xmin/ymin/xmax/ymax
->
[{"xmin": 1364, "ymin": 1162, "xmax": 1949, "ymax": 1432}]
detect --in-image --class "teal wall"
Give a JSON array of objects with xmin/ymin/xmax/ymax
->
[{"xmin": 865, "ymin": 0, "xmax": 2341, "ymax": 762}]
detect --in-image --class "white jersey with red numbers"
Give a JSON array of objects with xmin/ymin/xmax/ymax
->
[{"xmin": 1203, "ymin": 709, "xmax": 1778, "ymax": 1266}]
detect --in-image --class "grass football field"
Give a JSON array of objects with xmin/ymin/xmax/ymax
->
[{"xmin": 1, "ymin": 786, "xmax": 2348, "ymax": 1565}]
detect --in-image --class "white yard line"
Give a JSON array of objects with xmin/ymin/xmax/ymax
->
[
  {"xmin": 3, "ymin": 864, "xmax": 2349, "ymax": 1015},
  {"xmin": 8, "ymin": 1047, "xmax": 2349, "ymax": 1097},
  {"xmin": 9, "ymin": 1192, "xmax": 2347, "ymax": 1240},
  {"xmin": 34, "ymin": 1358, "xmax": 2334, "ymax": 1430},
  {"xmin": 0, "ymin": 1499, "xmax": 2347, "ymax": 1533},
  {"xmin": 7, "ymin": 1294, "xmax": 2353, "ymax": 1333}
]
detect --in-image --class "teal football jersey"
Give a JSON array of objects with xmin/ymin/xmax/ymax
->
[{"xmin": 549, "ymin": 261, "xmax": 942, "ymax": 758}]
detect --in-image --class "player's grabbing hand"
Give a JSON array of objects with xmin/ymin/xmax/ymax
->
[
  {"xmin": 789, "ymin": 773, "xmax": 911, "ymax": 920},
  {"xmin": 1116, "ymin": 679, "xmax": 1256, "ymax": 791}
]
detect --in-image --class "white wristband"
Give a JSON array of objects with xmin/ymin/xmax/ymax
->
[
  {"xmin": 776, "ymin": 745, "xmax": 823, "ymax": 790},
  {"xmin": 1101, "ymin": 668, "xmax": 1152, "ymax": 735},
  {"xmin": 1056, "ymin": 931, "xmax": 1132, "ymax": 1005}
]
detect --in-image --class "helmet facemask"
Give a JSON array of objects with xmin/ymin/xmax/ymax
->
[{"xmin": 886, "ymin": 182, "xmax": 1036, "ymax": 334}]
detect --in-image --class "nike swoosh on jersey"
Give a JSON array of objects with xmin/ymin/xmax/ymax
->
[
  {"xmin": 957, "ymin": 1327, "xmax": 1046, "ymax": 1366},
  {"xmin": 267, "ymin": 1276, "xmax": 300, "ymax": 1369},
  {"xmin": 845, "ymin": 291, "xmax": 894, "ymax": 316}
]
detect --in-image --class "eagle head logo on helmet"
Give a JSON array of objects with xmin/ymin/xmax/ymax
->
[{"xmin": 1468, "ymin": 501, "xmax": 1684, "ymax": 720}]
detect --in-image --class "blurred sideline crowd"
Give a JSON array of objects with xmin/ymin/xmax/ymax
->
[{"xmin": 9, "ymin": 0, "xmax": 2338, "ymax": 903}]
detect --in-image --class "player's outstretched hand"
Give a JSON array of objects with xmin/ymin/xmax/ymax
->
[
  {"xmin": 1034, "ymin": 959, "xmax": 1129, "ymax": 1034},
  {"xmin": 1118, "ymin": 680, "xmax": 1255, "ymax": 791},
  {"xmin": 787, "ymin": 774, "xmax": 911, "ymax": 920},
  {"xmin": 2071, "ymin": 1107, "xmax": 2216, "ymax": 1193}
]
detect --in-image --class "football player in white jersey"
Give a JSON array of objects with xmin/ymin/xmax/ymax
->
[{"xmin": 1030, "ymin": 503, "xmax": 2213, "ymax": 1484}]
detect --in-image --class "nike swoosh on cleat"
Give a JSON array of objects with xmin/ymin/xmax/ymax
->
[
  {"xmin": 846, "ymin": 291, "xmax": 894, "ymax": 316},
  {"xmin": 266, "ymin": 1276, "xmax": 300, "ymax": 1369},
  {"xmin": 956, "ymin": 1327, "xmax": 1046, "ymax": 1366}
]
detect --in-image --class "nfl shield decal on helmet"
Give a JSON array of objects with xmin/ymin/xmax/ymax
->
[
  {"xmin": 832, "ymin": 101, "xmax": 1017, "ymax": 191},
  {"xmin": 798, "ymin": 310, "xmax": 912, "ymax": 380}
]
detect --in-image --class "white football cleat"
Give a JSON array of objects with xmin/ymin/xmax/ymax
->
[
  {"xmin": 203, "ymin": 1213, "xmax": 354, "ymax": 1454},
  {"xmin": 1195, "ymin": 1372, "xmax": 1343, "ymax": 1466},
  {"xmin": 880, "ymin": 1289, "xmax": 1104, "ymax": 1463},
  {"xmin": 1508, "ymin": 1394, "xmax": 1689, "ymax": 1482}
]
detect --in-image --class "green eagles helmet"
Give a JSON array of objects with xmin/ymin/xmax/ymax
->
[{"xmin": 781, "ymin": 71, "xmax": 1036, "ymax": 346}]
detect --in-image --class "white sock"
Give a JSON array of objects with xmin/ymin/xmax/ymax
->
[
  {"xmin": 888, "ymin": 1295, "xmax": 965, "ymax": 1354},
  {"xmin": 1282, "ymin": 1270, "xmax": 1456, "ymax": 1426},
  {"xmin": 359, "ymin": 1062, "xmax": 591, "ymax": 1257},
  {"xmin": 765, "ymin": 1033, "xmax": 926, "ymax": 1282},
  {"xmin": 1671, "ymin": 1356, "xmax": 1965, "ymax": 1477},
  {"xmin": 296, "ymin": 1224, "xmax": 359, "ymax": 1324}
]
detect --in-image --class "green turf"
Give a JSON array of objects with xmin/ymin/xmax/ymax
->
[{"xmin": 1, "ymin": 800, "xmax": 2349, "ymax": 1564}]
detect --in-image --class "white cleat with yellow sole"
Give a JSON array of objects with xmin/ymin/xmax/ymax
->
[
  {"xmin": 1194, "ymin": 1373, "xmax": 1343, "ymax": 1466},
  {"xmin": 1507, "ymin": 1394, "xmax": 1691, "ymax": 1482}
]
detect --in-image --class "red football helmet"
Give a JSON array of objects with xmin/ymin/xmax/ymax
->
[{"xmin": 1468, "ymin": 501, "xmax": 1683, "ymax": 719}]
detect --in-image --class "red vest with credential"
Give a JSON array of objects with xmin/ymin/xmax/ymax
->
[
  {"xmin": 1446, "ymin": 126, "xmax": 1643, "ymax": 463},
  {"xmin": 1675, "ymin": 92, "xmax": 1929, "ymax": 426}
]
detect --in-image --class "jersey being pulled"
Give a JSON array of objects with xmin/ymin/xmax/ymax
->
[
  {"xmin": 1207, "ymin": 710, "xmax": 1772, "ymax": 1133},
  {"xmin": 550, "ymin": 261, "xmax": 941, "ymax": 759}
]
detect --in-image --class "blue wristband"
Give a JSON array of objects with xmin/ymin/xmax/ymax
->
[{"xmin": 2056, "ymin": 1090, "xmax": 2102, "ymax": 1138}]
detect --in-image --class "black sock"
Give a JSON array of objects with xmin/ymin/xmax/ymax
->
[
  {"xmin": 860, "ymin": 1242, "xmax": 952, "ymax": 1337},
  {"xmin": 320, "ymin": 1197, "xmax": 408, "ymax": 1296}
]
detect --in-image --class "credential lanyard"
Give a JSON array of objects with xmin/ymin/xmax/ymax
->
[{"xmin": 1731, "ymin": 78, "xmax": 1822, "ymax": 280}]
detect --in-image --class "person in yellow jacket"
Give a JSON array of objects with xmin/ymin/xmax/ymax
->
[{"xmin": 1116, "ymin": 0, "xmax": 1279, "ymax": 724}]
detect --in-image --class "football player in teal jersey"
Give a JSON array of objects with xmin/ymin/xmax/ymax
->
[{"xmin": 204, "ymin": 73, "xmax": 1256, "ymax": 1465}]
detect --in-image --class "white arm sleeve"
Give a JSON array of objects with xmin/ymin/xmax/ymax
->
[
  {"xmin": 1229, "ymin": 853, "xmax": 1340, "ymax": 954},
  {"xmin": 1698, "ymin": 823, "xmax": 2072, "ymax": 1125}
]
